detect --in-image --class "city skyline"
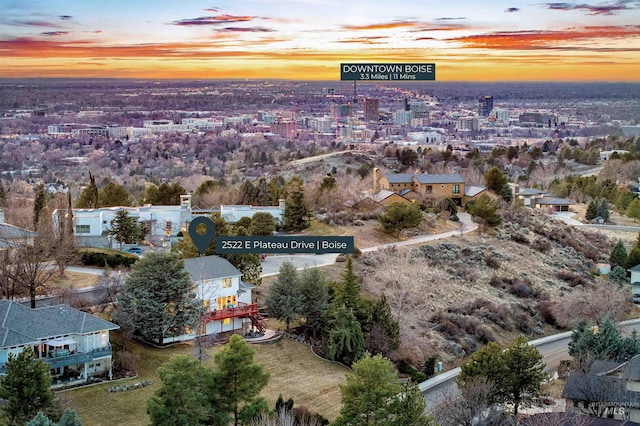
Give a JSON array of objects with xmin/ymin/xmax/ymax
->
[{"xmin": 1, "ymin": 0, "xmax": 639, "ymax": 81}]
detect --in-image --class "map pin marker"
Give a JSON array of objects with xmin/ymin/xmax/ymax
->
[{"xmin": 188, "ymin": 216, "xmax": 216, "ymax": 255}]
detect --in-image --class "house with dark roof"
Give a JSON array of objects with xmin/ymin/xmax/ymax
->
[
  {"xmin": 0, "ymin": 220, "xmax": 37, "ymax": 250},
  {"xmin": 522, "ymin": 413, "xmax": 639, "ymax": 425},
  {"xmin": 372, "ymin": 168, "xmax": 466, "ymax": 206},
  {"xmin": 534, "ymin": 197, "xmax": 574, "ymax": 212},
  {"xmin": 563, "ymin": 355, "xmax": 640, "ymax": 422},
  {"xmin": 0, "ymin": 300, "xmax": 118, "ymax": 387},
  {"xmin": 176, "ymin": 256, "xmax": 264, "ymax": 343}
]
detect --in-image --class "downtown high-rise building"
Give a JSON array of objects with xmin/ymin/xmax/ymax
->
[
  {"xmin": 478, "ymin": 95, "xmax": 494, "ymax": 117},
  {"xmin": 363, "ymin": 98, "xmax": 379, "ymax": 122}
]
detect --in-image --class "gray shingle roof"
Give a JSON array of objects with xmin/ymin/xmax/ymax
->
[
  {"xmin": 372, "ymin": 190, "xmax": 396, "ymax": 203},
  {"xmin": 183, "ymin": 255, "xmax": 242, "ymax": 281},
  {"xmin": 383, "ymin": 174, "xmax": 415, "ymax": 184},
  {"xmin": 413, "ymin": 173, "xmax": 465, "ymax": 184},
  {"xmin": 0, "ymin": 223, "xmax": 36, "ymax": 240},
  {"xmin": 536, "ymin": 197, "xmax": 574, "ymax": 206},
  {"xmin": 464, "ymin": 185, "xmax": 487, "ymax": 197},
  {"xmin": 517, "ymin": 188, "xmax": 547, "ymax": 196},
  {"xmin": 0, "ymin": 300, "xmax": 119, "ymax": 348}
]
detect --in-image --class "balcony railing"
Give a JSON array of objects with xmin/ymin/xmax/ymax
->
[
  {"xmin": 0, "ymin": 345, "xmax": 114, "ymax": 376},
  {"xmin": 204, "ymin": 302, "xmax": 259, "ymax": 322},
  {"xmin": 43, "ymin": 345, "xmax": 113, "ymax": 369},
  {"xmin": 44, "ymin": 352, "xmax": 92, "ymax": 370}
]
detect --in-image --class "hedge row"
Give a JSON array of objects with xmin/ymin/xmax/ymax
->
[{"xmin": 81, "ymin": 251, "xmax": 138, "ymax": 268}]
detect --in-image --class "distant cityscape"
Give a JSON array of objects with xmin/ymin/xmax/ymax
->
[{"xmin": 0, "ymin": 80, "xmax": 638, "ymax": 187}]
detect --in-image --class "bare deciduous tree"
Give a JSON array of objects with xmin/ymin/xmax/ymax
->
[
  {"xmin": 551, "ymin": 282, "xmax": 633, "ymax": 328},
  {"xmin": 97, "ymin": 266, "xmax": 126, "ymax": 307},
  {"xmin": 521, "ymin": 412, "xmax": 593, "ymax": 426},
  {"xmin": 0, "ymin": 226, "xmax": 57, "ymax": 308},
  {"xmin": 433, "ymin": 377, "xmax": 514, "ymax": 426},
  {"xmin": 46, "ymin": 192, "xmax": 78, "ymax": 277},
  {"xmin": 369, "ymin": 249, "xmax": 428, "ymax": 325},
  {"xmin": 251, "ymin": 406, "xmax": 325, "ymax": 426}
]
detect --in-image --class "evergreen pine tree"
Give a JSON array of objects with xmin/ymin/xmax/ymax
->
[
  {"xmin": 596, "ymin": 316, "xmax": 622, "ymax": 361},
  {"xmin": 568, "ymin": 321, "xmax": 596, "ymax": 359},
  {"xmin": 0, "ymin": 179, "xmax": 7, "ymax": 207},
  {"xmin": 0, "ymin": 347, "xmax": 54, "ymax": 425},
  {"xmin": 299, "ymin": 267, "xmax": 330, "ymax": 339},
  {"xmin": 621, "ymin": 331, "xmax": 640, "ymax": 362},
  {"xmin": 333, "ymin": 258, "xmax": 368, "ymax": 326},
  {"xmin": 597, "ymin": 199, "xmax": 610, "ymax": 222},
  {"xmin": 214, "ymin": 335, "xmax": 270, "ymax": 426},
  {"xmin": 282, "ymin": 179, "xmax": 311, "ymax": 232},
  {"xmin": 33, "ymin": 183, "xmax": 46, "ymax": 230},
  {"xmin": 58, "ymin": 408, "xmax": 83, "ymax": 426},
  {"xmin": 326, "ymin": 304, "xmax": 365, "ymax": 366},
  {"xmin": 26, "ymin": 412, "xmax": 54, "ymax": 426},
  {"xmin": 609, "ymin": 240, "xmax": 628, "ymax": 269},
  {"xmin": 367, "ymin": 293, "xmax": 400, "ymax": 355},
  {"xmin": 76, "ymin": 172, "xmax": 100, "ymax": 208},
  {"xmin": 626, "ymin": 246, "xmax": 640, "ymax": 270},
  {"xmin": 585, "ymin": 199, "xmax": 598, "ymax": 221},
  {"xmin": 265, "ymin": 261, "xmax": 302, "ymax": 332}
]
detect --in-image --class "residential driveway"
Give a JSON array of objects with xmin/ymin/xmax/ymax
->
[
  {"xmin": 551, "ymin": 212, "xmax": 584, "ymax": 226},
  {"xmin": 263, "ymin": 213, "xmax": 478, "ymax": 275}
]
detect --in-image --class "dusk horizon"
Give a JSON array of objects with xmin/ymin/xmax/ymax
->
[{"xmin": 1, "ymin": 0, "xmax": 638, "ymax": 81}]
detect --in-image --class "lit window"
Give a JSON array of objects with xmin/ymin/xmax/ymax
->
[{"xmin": 222, "ymin": 278, "xmax": 232, "ymax": 288}]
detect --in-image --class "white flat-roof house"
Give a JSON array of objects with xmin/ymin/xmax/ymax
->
[
  {"xmin": 59, "ymin": 195, "xmax": 192, "ymax": 249},
  {"xmin": 0, "ymin": 300, "xmax": 119, "ymax": 388},
  {"xmin": 163, "ymin": 256, "xmax": 264, "ymax": 344},
  {"xmin": 55, "ymin": 194, "xmax": 286, "ymax": 248}
]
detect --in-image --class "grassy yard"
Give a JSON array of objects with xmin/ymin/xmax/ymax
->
[
  {"xmin": 51, "ymin": 271, "xmax": 99, "ymax": 290},
  {"xmin": 62, "ymin": 335, "xmax": 348, "ymax": 426}
]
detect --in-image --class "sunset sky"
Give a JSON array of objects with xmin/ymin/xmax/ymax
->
[{"xmin": 1, "ymin": 0, "xmax": 639, "ymax": 81}]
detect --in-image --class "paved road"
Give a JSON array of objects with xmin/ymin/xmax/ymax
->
[
  {"xmin": 33, "ymin": 214, "xmax": 478, "ymax": 306},
  {"xmin": 421, "ymin": 319, "xmax": 640, "ymax": 413}
]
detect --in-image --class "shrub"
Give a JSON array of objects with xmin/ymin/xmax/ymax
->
[
  {"xmin": 538, "ymin": 300, "xmax": 558, "ymax": 327},
  {"xmin": 509, "ymin": 281, "xmax": 532, "ymax": 298},
  {"xmin": 532, "ymin": 238, "xmax": 551, "ymax": 253},
  {"xmin": 557, "ymin": 270, "xmax": 590, "ymax": 287},
  {"xmin": 510, "ymin": 232, "xmax": 530, "ymax": 245},
  {"xmin": 396, "ymin": 359, "xmax": 427, "ymax": 382},
  {"xmin": 485, "ymin": 254, "xmax": 501, "ymax": 269},
  {"xmin": 81, "ymin": 251, "xmax": 137, "ymax": 268}
]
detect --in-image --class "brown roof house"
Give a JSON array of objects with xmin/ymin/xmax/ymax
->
[{"xmin": 372, "ymin": 168, "xmax": 465, "ymax": 206}]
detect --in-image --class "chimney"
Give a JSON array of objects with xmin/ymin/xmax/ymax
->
[
  {"xmin": 180, "ymin": 194, "xmax": 192, "ymax": 210},
  {"xmin": 373, "ymin": 167, "xmax": 380, "ymax": 192},
  {"xmin": 278, "ymin": 199, "xmax": 285, "ymax": 212},
  {"xmin": 0, "ymin": 209, "xmax": 4, "ymax": 223}
]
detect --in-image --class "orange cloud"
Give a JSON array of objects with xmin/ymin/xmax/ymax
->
[
  {"xmin": 342, "ymin": 21, "xmax": 420, "ymax": 31},
  {"xmin": 448, "ymin": 25, "xmax": 640, "ymax": 49}
]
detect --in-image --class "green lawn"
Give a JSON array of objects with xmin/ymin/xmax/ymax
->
[{"xmin": 62, "ymin": 335, "xmax": 348, "ymax": 426}]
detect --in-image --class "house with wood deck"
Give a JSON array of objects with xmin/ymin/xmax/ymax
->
[
  {"xmin": 181, "ymin": 256, "xmax": 265, "ymax": 341},
  {"xmin": 0, "ymin": 300, "xmax": 118, "ymax": 388}
]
